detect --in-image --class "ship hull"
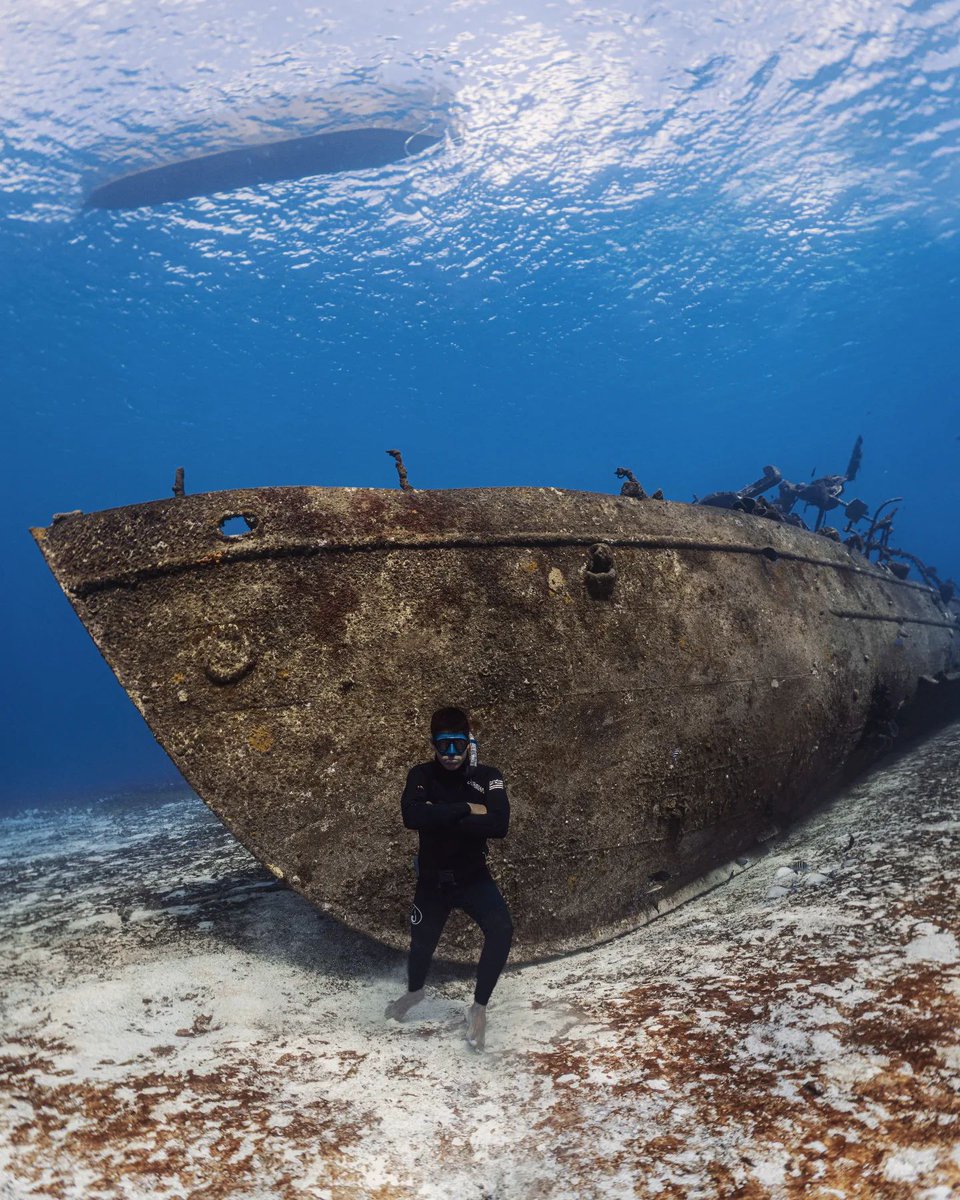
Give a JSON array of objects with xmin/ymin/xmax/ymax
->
[{"xmin": 32, "ymin": 487, "xmax": 960, "ymax": 961}]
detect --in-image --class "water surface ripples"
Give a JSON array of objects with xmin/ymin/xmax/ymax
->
[
  {"xmin": 4, "ymin": 1, "xmax": 958, "ymax": 288},
  {"xmin": 2, "ymin": 0, "xmax": 959, "ymax": 481}
]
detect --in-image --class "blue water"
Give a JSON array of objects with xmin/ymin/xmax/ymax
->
[{"xmin": 2, "ymin": 0, "xmax": 959, "ymax": 807}]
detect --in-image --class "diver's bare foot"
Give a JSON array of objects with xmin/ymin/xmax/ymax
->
[
  {"xmin": 385, "ymin": 989, "xmax": 424, "ymax": 1021},
  {"xmin": 465, "ymin": 1001, "xmax": 486, "ymax": 1050}
]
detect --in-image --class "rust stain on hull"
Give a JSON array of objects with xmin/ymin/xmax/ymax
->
[{"xmin": 31, "ymin": 486, "xmax": 960, "ymax": 961}]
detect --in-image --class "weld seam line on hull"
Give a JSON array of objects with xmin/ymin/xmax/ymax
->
[
  {"xmin": 62, "ymin": 533, "xmax": 938, "ymax": 598},
  {"xmin": 601, "ymin": 745, "xmax": 823, "ymax": 784},
  {"xmin": 829, "ymin": 609, "xmax": 958, "ymax": 629},
  {"xmin": 665, "ymin": 743, "xmax": 817, "ymax": 775},
  {"xmin": 502, "ymin": 839, "xmax": 670, "ymax": 863},
  {"xmin": 570, "ymin": 673, "xmax": 819, "ymax": 694},
  {"xmin": 503, "ymin": 810, "xmax": 790, "ymax": 865},
  {"xmin": 158, "ymin": 698, "xmax": 318, "ymax": 713},
  {"xmin": 154, "ymin": 674, "xmax": 820, "ymax": 717}
]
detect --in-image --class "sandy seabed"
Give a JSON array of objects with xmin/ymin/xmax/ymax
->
[{"xmin": 1, "ymin": 727, "xmax": 959, "ymax": 1200}]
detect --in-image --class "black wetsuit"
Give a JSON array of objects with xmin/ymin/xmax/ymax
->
[{"xmin": 400, "ymin": 758, "xmax": 513, "ymax": 1005}]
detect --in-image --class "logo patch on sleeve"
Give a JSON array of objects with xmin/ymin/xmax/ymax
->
[{"xmin": 488, "ymin": 778, "xmax": 505, "ymax": 791}]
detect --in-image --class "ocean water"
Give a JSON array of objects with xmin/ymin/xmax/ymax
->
[{"xmin": 2, "ymin": 0, "xmax": 959, "ymax": 807}]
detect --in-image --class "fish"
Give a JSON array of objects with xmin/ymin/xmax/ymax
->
[{"xmin": 30, "ymin": 485, "xmax": 960, "ymax": 961}]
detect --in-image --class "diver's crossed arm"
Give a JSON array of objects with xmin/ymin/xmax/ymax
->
[
  {"xmin": 399, "ymin": 767, "xmax": 509, "ymax": 836},
  {"xmin": 458, "ymin": 774, "xmax": 510, "ymax": 838},
  {"xmin": 400, "ymin": 770, "xmax": 470, "ymax": 830}
]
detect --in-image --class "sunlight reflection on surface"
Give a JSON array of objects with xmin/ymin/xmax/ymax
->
[{"xmin": 2, "ymin": 0, "xmax": 959, "ymax": 413}]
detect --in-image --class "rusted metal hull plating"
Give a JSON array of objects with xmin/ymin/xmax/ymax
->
[{"xmin": 31, "ymin": 488, "xmax": 960, "ymax": 962}]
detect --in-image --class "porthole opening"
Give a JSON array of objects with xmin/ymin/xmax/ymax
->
[
  {"xmin": 218, "ymin": 513, "xmax": 258, "ymax": 539},
  {"xmin": 585, "ymin": 542, "xmax": 617, "ymax": 599}
]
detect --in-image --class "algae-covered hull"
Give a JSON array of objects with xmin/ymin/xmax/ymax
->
[{"xmin": 31, "ymin": 487, "xmax": 960, "ymax": 961}]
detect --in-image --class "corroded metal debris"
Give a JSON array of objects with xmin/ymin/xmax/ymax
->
[
  {"xmin": 31, "ymin": 486, "xmax": 960, "ymax": 962},
  {"xmin": 386, "ymin": 449, "xmax": 413, "ymax": 492}
]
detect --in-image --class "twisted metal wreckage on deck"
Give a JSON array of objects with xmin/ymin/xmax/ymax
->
[{"xmin": 32, "ymin": 441, "xmax": 960, "ymax": 962}]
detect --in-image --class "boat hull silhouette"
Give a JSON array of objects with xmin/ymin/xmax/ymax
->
[{"xmin": 32, "ymin": 487, "xmax": 960, "ymax": 961}]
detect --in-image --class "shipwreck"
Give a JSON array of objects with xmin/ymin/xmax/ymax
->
[{"xmin": 31, "ymin": 462, "xmax": 960, "ymax": 962}]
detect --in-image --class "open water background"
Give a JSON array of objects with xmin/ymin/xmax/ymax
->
[{"xmin": 2, "ymin": 0, "xmax": 959, "ymax": 808}]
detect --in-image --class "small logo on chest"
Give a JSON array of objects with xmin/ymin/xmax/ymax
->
[{"xmin": 467, "ymin": 779, "xmax": 485, "ymax": 794}]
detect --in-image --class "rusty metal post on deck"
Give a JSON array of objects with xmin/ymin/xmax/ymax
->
[{"xmin": 387, "ymin": 450, "xmax": 413, "ymax": 491}]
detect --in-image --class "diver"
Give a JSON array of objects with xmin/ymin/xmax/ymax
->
[{"xmin": 385, "ymin": 706, "xmax": 513, "ymax": 1050}]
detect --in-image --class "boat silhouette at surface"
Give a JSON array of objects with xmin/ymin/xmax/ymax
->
[
  {"xmin": 31, "ymin": 483, "xmax": 960, "ymax": 962},
  {"xmin": 80, "ymin": 80, "xmax": 451, "ymax": 210},
  {"xmin": 84, "ymin": 127, "xmax": 443, "ymax": 210}
]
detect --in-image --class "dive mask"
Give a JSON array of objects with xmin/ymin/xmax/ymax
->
[{"xmin": 433, "ymin": 732, "xmax": 470, "ymax": 758}]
